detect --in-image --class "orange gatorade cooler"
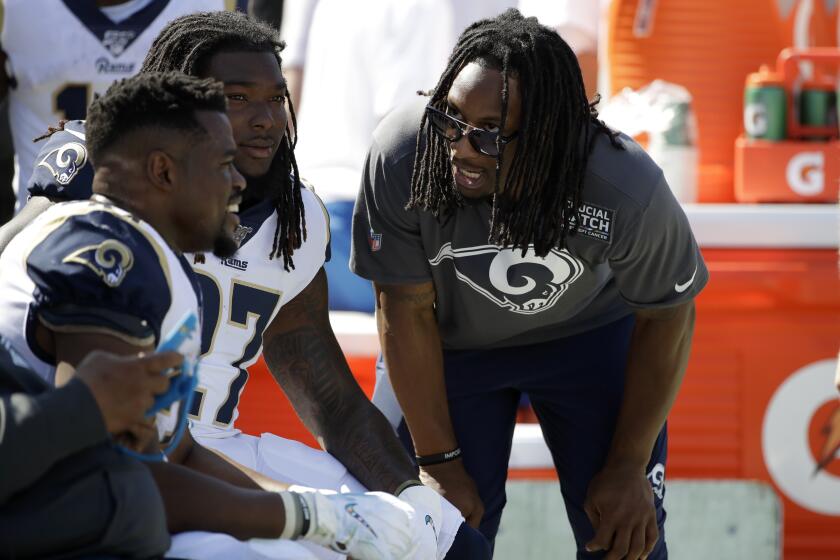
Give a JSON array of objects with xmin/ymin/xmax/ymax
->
[{"xmin": 735, "ymin": 137, "xmax": 840, "ymax": 201}]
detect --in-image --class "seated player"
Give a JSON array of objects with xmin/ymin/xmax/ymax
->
[
  {"xmin": 0, "ymin": 339, "xmax": 177, "ymax": 558},
  {"xmin": 5, "ymin": 11, "xmax": 488, "ymax": 560},
  {"xmin": 0, "ymin": 72, "xmax": 432, "ymax": 560}
]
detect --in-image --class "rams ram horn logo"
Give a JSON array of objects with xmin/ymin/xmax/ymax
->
[
  {"xmin": 429, "ymin": 243, "xmax": 584, "ymax": 314},
  {"xmin": 63, "ymin": 239, "xmax": 134, "ymax": 288},
  {"xmin": 37, "ymin": 141, "xmax": 87, "ymax": 185}
]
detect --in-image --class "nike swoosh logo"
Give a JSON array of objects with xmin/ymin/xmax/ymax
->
[
  {"xmin": 675, "ymin": 266, "xmax": 698, "ymax": 293},
  {"xmin": 425, "ymin": 514, "xmax": 439, "ymax": 544}
]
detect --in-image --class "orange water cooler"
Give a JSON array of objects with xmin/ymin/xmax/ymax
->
[{"xmin": 735, "ymin": 47, "xmax": 840, "ymax": 202}]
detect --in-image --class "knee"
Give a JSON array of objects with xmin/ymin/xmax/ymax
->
[
  {"xmin": 104, "ymin": 457, "xmax": 170, "ymax": 557},
  {"xmin": 446, "ymin": 523, "xmax": 492, "ymax": 560},
  {"xmin": 476, "ymin": 505, "xmax": 504, "ymax": 545}
]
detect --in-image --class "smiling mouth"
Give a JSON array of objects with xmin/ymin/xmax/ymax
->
[
  {"xmin": 227, "ymin": 196, "xmax": 242, "ymax": 213},
  {"xmin": 459, "ymin": 168, "xmax": 481, "ymax": 180},
  {"xmin": 452, "ymin": 163, "xmax": 485, "ymax": 188}
]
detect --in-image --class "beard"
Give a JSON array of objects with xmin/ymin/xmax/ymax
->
[{"xmin": 212, "ymin": 228, "xmax": 240, "ymax": 258}]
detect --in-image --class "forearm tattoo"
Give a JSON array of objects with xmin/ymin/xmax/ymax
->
[{"xmin": 262, "ymin": 271, "xmax": 416, "ymax": 492}]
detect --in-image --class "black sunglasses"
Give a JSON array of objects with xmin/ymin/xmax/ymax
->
[{"xmin": 425, "ymin": 105, "xmax": 517, "ymax": 157}]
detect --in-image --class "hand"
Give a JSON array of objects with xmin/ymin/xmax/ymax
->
[
  {"xmin": 113, "ymin": 418, "xmax": 159, "ymax": 452},
  {"xmin": 584, "ymin": 464, "xmax": 659, "ymax": 560},
  {"xmin": 295, "ymin": 488, "xmax": 434, "ymax": 559},
  {"xmin": 420, "ymin": 460, "xmax": 484, "ymax": 529},
  {"xmin": 398, "ymin": 484, "xmax": 460, "ymax": 560},
  {"xmin": 76, "ymin": 350, "xmax": 183, "ymax": 434}
]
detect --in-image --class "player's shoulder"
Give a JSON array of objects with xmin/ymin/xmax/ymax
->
[
  {"xmin": 34, "ymin": 198, "xmax": 155, "ymax": 241},
  {"xmin": 364, "ymin": 99, "xmax": 423, "ymax": 213},
  {"xmin": 298, "ymin": 176, "xmax": 330, "ymax": 231},
  {"xmin": 27, "ymin": 120, "xmax": 94, "ymax": 202},
  {"xmin": 584, "ymin": 126, "xmax": 666, "ymax": 210},
  {"xmin": 19, "ymin": 200, "xmax": 180, "ymax": 342},
  {"xmin": 26, "ymin": 199, "xmax": 172, "ymax": 290},
  {"xmin": 6, "ymin": 200, "xmax": 195, "ymax": 352},
  {"xmin": 371, "ymin": 97, "xmax": 425, "ymax": 166},
  {"xmin": 283, "ymin": 175, "xmax": 329, "ymax": 269}
]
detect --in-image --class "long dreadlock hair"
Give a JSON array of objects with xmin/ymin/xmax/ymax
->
[
  {"xmin": 408, "ymin": 8, "xmax": 623, "ymax": 257},
  {"xmin": 140, "ymin": 10, "xmax": 304, "ymax": 270}
]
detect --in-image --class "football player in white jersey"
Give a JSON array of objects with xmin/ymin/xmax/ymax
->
[
  {"xmin": 0, "ymin": 72, "xmax": 432, "ymax": 560},
  {"xmin": 0, "ymin": 0, "xmax": 229, "ymax": 211},
  {"xmin": 5, "ymin": 10, "xmax": 489, "ymax": 560}
]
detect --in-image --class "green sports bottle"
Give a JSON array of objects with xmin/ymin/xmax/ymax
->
[{"xmin": 744, "ymin": 65, "xmax": 787, "ymax": 141}]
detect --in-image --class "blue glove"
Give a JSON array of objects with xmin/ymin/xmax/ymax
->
[
  {"xmin": 119, "ymin": 311, "xmax": 199, "ymax": 461},
  {"xmin": 147, "ymin": 312, "xmax": 199, "ymax": 415}
]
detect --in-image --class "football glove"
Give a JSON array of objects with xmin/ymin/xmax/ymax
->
[
  {"xmin": 290, "ymin": 486, "xmax": 433, "ymax": 559},
  {"xmin": 398, "ymin": 483, "xmax": 463, "ymax": 559}
]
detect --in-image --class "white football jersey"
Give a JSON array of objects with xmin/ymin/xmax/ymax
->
[
  {"xmin": 1, "ymin": 0, "xmax": 228, "ymax": 209},
  {"xmin": 0, "ymin": 197, "xmax": 203, "ymax": 438},
  {"xmin": 188, "ymin": 186, "xmax": 330, "ymax": 436}
]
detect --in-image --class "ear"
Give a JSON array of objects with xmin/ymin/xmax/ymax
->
[{"xmin": 146, "ymin": 149, "xmax": 178, "ymax": 193}]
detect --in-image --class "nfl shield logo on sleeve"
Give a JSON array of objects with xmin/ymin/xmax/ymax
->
[{"xmin": 368, "ymin": 229, "xmax": 382, "ymax": 252}]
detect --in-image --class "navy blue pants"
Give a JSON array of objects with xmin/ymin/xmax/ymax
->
[{"xmin": 389, "ymin": 315, "xmax": 668, "ymax": 559}]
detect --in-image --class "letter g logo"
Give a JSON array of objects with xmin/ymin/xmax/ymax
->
[
  {"xmin": 785, "ymin": 152, "xmax": 824, "ymax": 196},
  {"xmin": 744, "ymin": 103, "xmax": 768, "ymax": 137},
  {"xmin": 762, "ymin": 359, "xmax": 840, "ymax": 515}
]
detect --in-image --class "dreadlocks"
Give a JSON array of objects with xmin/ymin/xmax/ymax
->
[
  {"xmin": 408, "ymin": 8, "xmax": 622, "ymax": 257},
  {"xmin": 140, "ymin": 10, "xmax": 304, "ymax": 270}
]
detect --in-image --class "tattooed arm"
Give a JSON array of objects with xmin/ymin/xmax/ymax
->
[{"xmin": 261, "ymin": 268, "xmax": 418, "ymax": 493}]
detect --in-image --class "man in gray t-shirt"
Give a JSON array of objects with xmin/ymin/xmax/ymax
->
[{"xmin": 351, "ymin": 10, "xmax": 706, "ymax": 559}]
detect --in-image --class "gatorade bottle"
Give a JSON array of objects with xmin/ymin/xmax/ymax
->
[
  {"xmin": 744, "ymin": 65, "xmax": 787, "ymax": 141},
  {"xmin": 800, "ymin": 77, "xmax": 837, "ymax": 140}
]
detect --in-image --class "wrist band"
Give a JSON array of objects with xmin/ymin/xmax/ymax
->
[
  {"xmin": 278, "ymin": 491, "xmax": 303, "ymax": 540},
  {"xmin": 394, "ymin": 479, "xmax": 423, "ymax": 496},
  {"xmin": 416, "ymin": 447, "xmax": 462, "ymax": 467},
  {"xmin": 298, "ymin": 492, "xmax": 312, "ymax": 537}
]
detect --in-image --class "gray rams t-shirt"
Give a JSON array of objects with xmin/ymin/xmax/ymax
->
[{"xmin": 351, "ymin": 100, "xmax": 708, "ymax": 350}]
